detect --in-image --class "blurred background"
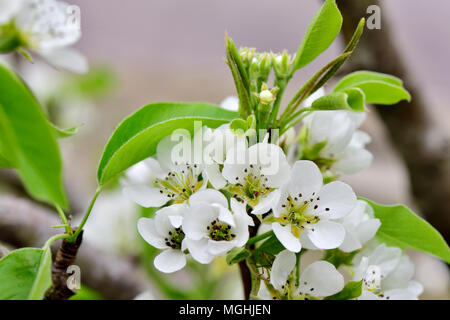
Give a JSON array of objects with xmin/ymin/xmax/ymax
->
[{"xmin": 0, "ymin": 0, "xmax": 449, "ymax": 299}]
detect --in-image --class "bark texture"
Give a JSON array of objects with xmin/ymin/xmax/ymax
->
[{"xmin": 337, "ymin": 0, "xmax": 450, "ymax": 242}]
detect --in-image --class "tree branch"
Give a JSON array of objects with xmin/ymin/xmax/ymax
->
[
  {"xmin": 337, "ymin": 0, "xmax": 450, "ymax": 242},
  {"xmin": 0, "ymin": 194, "xmax": 153, "ymax": 299}
]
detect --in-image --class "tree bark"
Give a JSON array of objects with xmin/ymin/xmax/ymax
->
[
  {"xmin": 337, "ymin": 0, "xmax": 450, "ymax": 242},
  {"xmin": 0, "ymin": 194, "xmax": 153, "ymax": 299}
]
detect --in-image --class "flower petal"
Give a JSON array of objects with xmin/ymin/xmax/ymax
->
[
  {"xmin": 189, "ymin": 189, "xmax": 228, "ymax": 208},
  {"xmin": 182, "ymin": 203, "xmax": 217, "ymax": 240},
  {"xmin": 154, "ymin": 249, "xmax": 186, "ymax": 273},
  {"xmin": 137, "ymin": 218, "xmax": 166, "ymax": 249},
  {"xmin": 272, "ymin": 223, "xmax": 301, "ymax": 253},
  {"xmin": 270, "ymin": 250, "xmax": 296, "ymax": 291},
  {"xmin": 368, "ymin": 244, "xmax": 402, "ymax": 277},
  {"xmin": 314, "ymin": 181, "xmax": 356, "ymax": 219},
  {"xmin": 207, "ymin": 240, "xmax": 235, "ymax": 256},
  {"xmin": 123, "ymin": 184, "xmax": 168, "ymax": 208},
  {"xmin": 184, "ymin": 238, "xmax": 215, "ymax": 264},
  {"xmin": 299, "ymin": 261, "xmax": 344, "ymax": 297},
  {"xmin": 332, "ymin": 146, "xmax": 373, "ymax": 175},
  {"xmin": 204, "ymin": 164, "xmax": 227, "ymax": 189},
  {"xmin": 40, "ymin": 48, "xmax": 88, "ymax": 74},
  {"xmin": 288, "ymin": 161, "xmax": 323, "ymax": 199},
  {"xmin": 306, "ymin": 220, "xmax": 345, "ymax": 250},
  {"xmin": 252, "ymin": 190, "xmax": 280, "ymax": 215}
]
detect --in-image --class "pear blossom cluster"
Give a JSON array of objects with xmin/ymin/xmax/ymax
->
[{"xmin": 126, "ymin": 94, "xmax": 422, "ymax": 300}]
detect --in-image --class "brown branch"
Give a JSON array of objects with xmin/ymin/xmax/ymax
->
[
  {"xmin": 45, "ymin": 230, "xmax": 83, "ymax": 300},
  {"xmin": 337, "ymin": 0, "xmax": 450, "ymax": 242},
  {"xmin": 0, "ymin": 194, "xmax": 153, "ymax": 299}
]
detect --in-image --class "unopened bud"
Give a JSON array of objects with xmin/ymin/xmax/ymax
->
[{"xmin": 259, "ymin": 90, "xmax": 274, "ymax": 105}]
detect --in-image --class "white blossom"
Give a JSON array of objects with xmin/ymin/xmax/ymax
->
[
  {"xmin": 123, "ymin": 134, "xmax": 207, "ymax": 208},
  {"xmin": 138, "ymin": 204, "xmax": 188, "ymax": 273},
  {"xmin": 1, "ymin": 0, "xmax": 87, "ymax": 73},
  {"xmin": 301, "ymin": 89, "xmax": 372, "ymax": 175},
  {"xmin": 182, "ymin": 189, "xmax": 254, "ymax": 264},
  {"xmin": 220, "ymin": 96, "xmax": 239, "ymax": 112},
  {"xmin": 222, "ymin": 140, "xmax": 290, "ymax": 212},
  {"xmin": 268, "ymin": 160, "xmax": 356, "ymax": 252},
  {"xmin": 260, "ymin": 250, "xmax": 344, "ymax": 299},
  {"xmin": 338, "ymin": 200, "xmax": 381, "ymax": 252},
  {"xmin": 353, "ymin": 243, "xmax": 423, "ymax": 300}
]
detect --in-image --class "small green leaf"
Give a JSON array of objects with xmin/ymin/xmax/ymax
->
[
  {"xmin": 292, "ymin": 0, "xmax": 343, "ymax": 71},
  {"xmin": 51, "ymin": 123, "xmax": 81, "ymax": 138},
  {"xmin": 0, "ymin": 63, "xmax": 68, "ymax": 208},
  {"xmin": 252, "ymin": 234, "xmax": 285, "ymax": 267},
  {"xmin": 311, "ymin": 88, "xmax": 366, "ymax": 112},
  {"xmin": 364, "ymin": 198, "xmax": 450, "ymax": 263},
  {"xmin": 322, "ymin": 248, "xmax": 360, "ymax": 269},
  {"xmin": 334, "ymin": 71, "xmax": 411, "ymax": 104},
  {"xmin": 325, "ymin": 281, "xmax": 362, "ymax": 300},
  {"xmin": 0, "ymin": 248, "xmax": 52, "ymax": 300},
  {"xmin": 230, "ymin": 118, "xmax": 248, "ymax": 135},
  {"xmin": 97, "ymin": 102, "xmax": 238, "ymax": 185},
  {"xmin": 226, "ymin": 247, "xmax": 251, "ymax": 265}
]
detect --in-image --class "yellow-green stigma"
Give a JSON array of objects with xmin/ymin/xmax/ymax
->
[
  {"xmin": 164, "ymin": 227, "xmax": 185, "ymax": 250},
  {"xmin": 207, "ymin": 218, "xmax": 235, "ymax": 241}
]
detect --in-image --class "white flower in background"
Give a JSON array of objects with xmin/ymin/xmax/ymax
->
[
  {"xmin": 133, "ymin": 291, "xmax": 155, "ymax": 300},
  {"xmin": 182, "ymin": 189, "xmax": 254, "ymax": 264},
  {"xmin": 301, "ymin": 88, "xmax": 372, "ymax": 176},
  {"xmin": 220, "ymin": 96, "xmax": 239, "ymax": 112},
  {"xmin": 82, "ymin": 190, "xmax": 140, "ymax": 255},
  {"xmin": 261, "ymin": 250, "xmax": 344, "ymax": 299},
  {"xmin": 123, "ymin": 134, "xmax": 207, "ymax": 208},
  {"xmin": 353, "ymin": 243, "xmax": 423, "ymax": 300},
  {"xmin": 202, "ymin": 124, "xmax": 247, "ymax": 189},
  {"xmin": 223, "ymin": 140, "xmax": 290, "ymax": 211},
  {"xmin": 0, "ymin": 0, "xmax": 87, "ymax": 73},
  {"xmin": 138, "ymin": 204, "xmax": 188, "ymax": 273},
  {"xmin": 338, "ymin": 200, "xmax": 381, "ymax": 252},
  {"xmin": 269, "ymin": 160, "xmax": 356, "ymax": 253}
]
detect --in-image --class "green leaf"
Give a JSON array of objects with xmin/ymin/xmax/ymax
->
[
  {"xmin": 0, "ymin": 64, "xmax": 68, "ymax": 208},
  {"xmin": 51, "ymin": 123, "xmax": 81, "ymax": 138},
  {"xmin": 311, "ymin": 87, "xmax": 366, "ymax": 112},
  {"xmin": 0, "ymin": 152, "xmax": 12, "ymax": 168},
  {"xmin": 325, "ymin": 281, "xmax": 362, "ymax": 300},
  {"xmin": 364, "ymin": 198, "xmax": 450, "ymax": 263},
  {"xmin": 334, "ymin": 71, "xmax": 411, "ymax": 104},
  {"xmin": 0, "ymin": 248, "xmax": 52, "ymax": 300},
  {"xmin": 97, "ymin": 102, "xmax": 238, "ymax": 185},
  {"xmin": 292, "ymin": 0, "xmax": 343, "ymax": 71},
  {"xmin": 322, "ymin": 248, "xmax": 360, "ymax": 269},
  {"xmin": 226, "ymin": 247, "xmax": 251, "ymax": 265},
  {"xmin": 252, "ymin": 234, "xmax": 285, "ymax": 267}
]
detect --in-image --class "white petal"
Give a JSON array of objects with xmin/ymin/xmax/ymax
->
[
  {"xmin": 154, "ymin": 249, "xmax": 186, "ymax": 273},
  {"xmin": 220, "ymin": 96, "xmax": 239, "ymax": 111},
  {"xmin": 204, "ymin": 164, "xmax": 227, "ymax": 189},
  {"xmin": 272, "ymin": 223, "xmax": 301, "ymax": 253},
  {"xmin": 248, "ymin": 143, "xmax": 290, "ymax": 187},
  {"xmin": 383, "ymin": 288, "xmax": 418, "ymax": 300},
  {"xmin": 216, "ymin": 205, "xmax": 235, "ymax": 227},
  {"xmin": 354, "ymin": 218, "xmax": 380, "ymax": 246},
  {"xmin": 154, "ymin": 204, "xmax": 186, "ymax": 235},
  {"xmin": 368, "ymin": 244, "xmax": 402, "ymax": 277},
  {"xmin": 0, "ymin": 0, "xmax": 21, "ymax": 24},
  {"xmin": 299, "ymin": 231, "xmax": 319, "ymax": 250},
  {"xmin": 358, "ymin": 290, "xmax": 380, "ymax": 300},
  {"xmin": 231, "ymin": 198, "xmax": 254, "ymax": 227},
  {"xmin": 339, "ymin": 228, "xmax": 362, "ymax": 253},
  {"xmin": 332, "ymin": 146, "xmax": 373, "ymax": 175},
  {"xmin": 306, "ymin": 220, "xmax": 345, "ymax": 249},
  {"xmin": 168, "ymin": 215, "xmax": 183, "ymax": 229},
  {"xmin": 207, "ymin": 240, "xmax": 235, "ymax": 256},
  {"xmin": 299, "ymin": 261, "xmax": 344, "ymax": 297},
  {"xmin": 189, "ymin": 189, "xmax": 228, "ymax": 208},
  {"xmin": 184, "ymin": 238, "xmax": 215, "ymax": 264},
  {"xmin": 302, "ymin": 87, "xmax": 325, "ymax": 108},
  {"xmin": 382, "ymin": 255, "xmax": 415, "ymax": 291},
  {"xmin": 257, "ymin": 284, "xmax": 273, "ymax": 300},
  {"xmin": 123, "ymin": 184, "xmax": 168, "ymax": 208},
  {"xmin": 252, "ymin": 190, "xmax": 280, "ymax": 215},
  {"xmin": 182, "ymin": 203, "xmax": 217, "ymax": 240},
  {"xmin": 270, "ymin": 250, "xmax": 296, "ymax": 291},
  {"xmin": 407, "ymin": 281, "xmax": 423, "ymax": 296},
  {"xmin": 314, "ymin": 181, "xmax": 356, "ymax": 219},
  {"xmin": 137, "ymin": 218, "xmax": 166, "ymax": 249},
  {"xmin": 222, "ymin": 144, "xmax": 248, "ymax": 184},
  {"xmin": 40, "ymin": 48, "xmax": 88, "ymax": 74},
  {"xmin": 288, "ymin": 161, "xmax": 323, "ymax": 200}
]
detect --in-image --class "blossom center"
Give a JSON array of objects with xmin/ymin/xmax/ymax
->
[
  {"xmin": 154, "ymin": 164, "xmax": 203, "ymax": 203},
  {"xmin": 164, "ymin": 227, "xmax": 185, "ymax": 250},
  {"xmin": 207, "ymin": 218, "xmax": 235, "ymax": 241}
]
